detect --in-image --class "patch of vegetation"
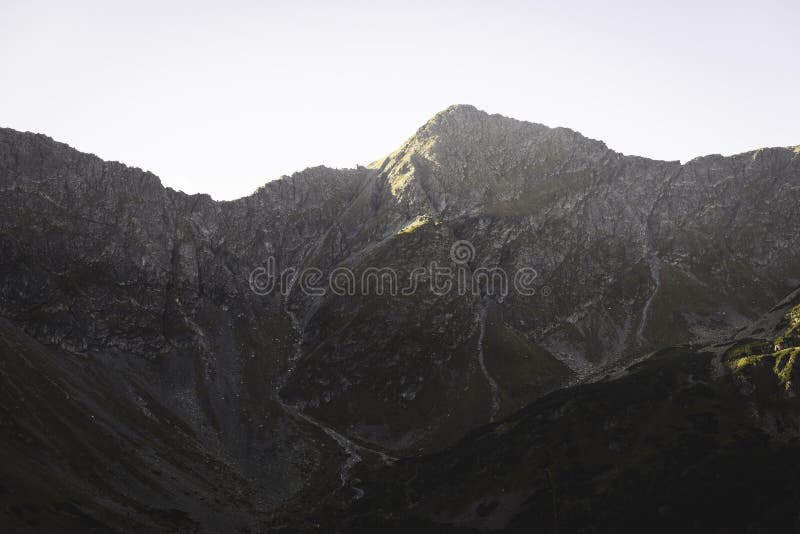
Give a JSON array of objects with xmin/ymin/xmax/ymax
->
[
  {"xmin": 397, "ymin": 215, "xmax": 431, "ymax": 235},
  {"xmin": 725, "ymin": 304, "xmax": 800, "ymax": 390}
]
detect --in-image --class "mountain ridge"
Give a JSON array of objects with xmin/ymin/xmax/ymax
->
[
  {"xmin": 3, "ymin": 112, "xmax": 799, "ymax": 448},
  {"xmin": 1, "ymin": 109, "xmax": 800, "ymax": 531},
  {"xmin": 5, "ymin": 105, "xmax": 796, "ymax": 204}
]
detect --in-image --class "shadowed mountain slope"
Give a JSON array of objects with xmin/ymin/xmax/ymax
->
[{"xmin": 298, "ymin": 288, "xmax": 800, "ymax": 533}]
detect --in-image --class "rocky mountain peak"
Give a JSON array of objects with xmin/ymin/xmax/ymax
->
[
  {"xmin": 415, "ymin": 103, "xmax": 487, "ymax": 136},
  {"xmin": 371, "ymin": 105, "xmax": 609, "ymax": 218},
  {"xmin": 406, "ymin": 104, "xmax": 549, "ymax": 149}
]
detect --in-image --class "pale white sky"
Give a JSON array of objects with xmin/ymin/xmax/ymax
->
[{"xmin": 1, "ymin": 0, "xmax": 797, "ymax": 200}]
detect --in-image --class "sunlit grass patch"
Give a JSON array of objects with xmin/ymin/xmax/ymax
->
[
  {"xmin": 725, "ymin": 305, "xmax": 800, "ymax": 390},
  {"xmin": 397, "ymin": 215, "xmax": 430, "ymax": 235}
]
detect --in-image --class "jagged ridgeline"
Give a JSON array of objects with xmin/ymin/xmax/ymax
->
[{"xmin": 0, "ymin": 106, "xmax": 799, "ymax": 532}]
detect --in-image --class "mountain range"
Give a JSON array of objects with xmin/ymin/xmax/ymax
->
[{"xmin": 1, "ymin": 105, "xmax": 799, "ymax": 532}]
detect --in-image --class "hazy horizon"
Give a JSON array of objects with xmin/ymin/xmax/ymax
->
[{"xmin": 2, "ymin": 0, "xmax": 798, "ymax": 200}]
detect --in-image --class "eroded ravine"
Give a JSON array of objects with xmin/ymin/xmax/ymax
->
[
  {"xmin": 637, "ymin": 255, "xmax": 661, "ymax": 345},
  {"xmin": 476, "ymin": 302, "xmax": 501, "ymax": 422},
  {"xmin": 274, "ymin": 302, "xmax": 396, "ymax": 501}
]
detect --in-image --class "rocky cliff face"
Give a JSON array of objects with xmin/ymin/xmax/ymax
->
[{"xmin": 0, "ymin": 107, "xmax": 798, "ymax": 531}]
